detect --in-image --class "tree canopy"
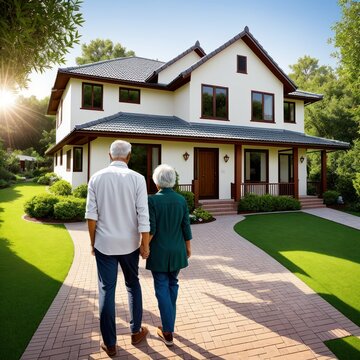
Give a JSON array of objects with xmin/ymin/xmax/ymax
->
[
  {"xmin": 0, "ymin": 0, "xmax": 84, "ymax": 89},
  {"xmin": 75, "ymin": 38, "xmax": 135, "ymax": 65}
]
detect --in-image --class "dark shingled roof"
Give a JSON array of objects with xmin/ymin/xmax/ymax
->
[
  {"xmin": 59, "ymin": 57, "xmax": 165, "ymax": 83},
  {"xmin": 75, "ymin": 112, "xmax": 349, "ymax": 149}
]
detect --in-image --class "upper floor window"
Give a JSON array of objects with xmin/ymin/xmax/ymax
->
[
  {"xmin": 55, "ymin": 152, "xmax": 58, "ymax": 166},
  {"xmin": 237, "ymin": 55, "xmax": 247, "ymax": 74},
  {"xmin": 251, "ymin": 91, "xmax": 274, "ymax": 122},
  {"xmin": 284, "ymin": 101, "xmax": 295, "ymax": 123},
  {"xmin": 56, "ymin": 99, "xmax": 63, "ymax": 128},
  {"xmin": 73, "ymin": 147, "xmax": 83, "ymax": 172},
  {"xmin": 201, "ymin": 84, "xmax": 228, "ymax": 120},
  {"xmin": 60, "ymin": 149, "xmax": 63, "ymax": 166},
  {"xmin": 82, "ymin": 83, "xmax": 103, "ymax": 110},
  {"xmin": 119, "ymin": 87, "xmax": 140, "ymax": 104}
]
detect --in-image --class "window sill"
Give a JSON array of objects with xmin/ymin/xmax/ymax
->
[
  {"xmin": 284, "ymin": 121, "xmax": 296, "ymax": 124},
  {"xmin": 250, "ymin": 119, "xmax": 276, "ymax": 124},
  {"xmin": 119, "ymin": 100, "xmax": 140, "ymax": 104},
  {"xmin": 80, "ymin": 107, "xmax": 104, "ymax": 111},
  {"xmin": 200, "ymin": 116, "xmax": 229, "ymax": 121}
]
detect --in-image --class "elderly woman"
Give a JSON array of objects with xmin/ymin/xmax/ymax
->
[{"xmin": 143, "ymin": 164, "xmax": 192, "ymax": 346}]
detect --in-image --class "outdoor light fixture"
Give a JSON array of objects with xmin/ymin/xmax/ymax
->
[
  {"xmin": 224, "ymin": 154, "xmax": 230, "ymax": 163},
  {"xmin": 183, "ymin": 152, "xmax": 190, "ymax": 161},
  {"xmin": 300, "ymin": 156, "xmax": 305, "ymax": 163}
]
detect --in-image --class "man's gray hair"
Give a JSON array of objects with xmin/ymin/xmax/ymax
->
[
  {"xmin": 152, "ymin": 164, "xmax": 176, "ymax": 189},
  {"xmin": 110, "ymin": 140, "xmax": 132, "ymax": 159}
]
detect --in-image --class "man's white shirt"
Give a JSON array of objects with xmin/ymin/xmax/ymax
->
[{"xmin": 85, "ymin": 161, "xmax": 150, "ymax": 255}]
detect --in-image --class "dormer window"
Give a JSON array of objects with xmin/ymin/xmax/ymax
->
[
  {"xmin": 237, "ymin": 55, "xmax": 247, "ymax": 74},
  {"xmin": 82, "ymin": 83, "xmax": 103, "ymax": 110},
  {"xmin": 119, "ymin": 87, "xmax": 140, "ymax": 104},
  {"xmin": 284, "ymin": 101, "xmax": 295, "ymax": 123}
]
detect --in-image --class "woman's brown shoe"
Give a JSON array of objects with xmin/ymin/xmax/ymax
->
[{"xmin": 131, "ymin": 326, "xmax": 149, "ymax": 345}]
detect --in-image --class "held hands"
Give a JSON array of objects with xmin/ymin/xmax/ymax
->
[{"xmin": 140, "ymin": 244, "xmax": 150, "ymax": 259}]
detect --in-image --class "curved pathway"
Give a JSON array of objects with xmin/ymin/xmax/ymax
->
[{"xmin": 21, "ymin": 211, "xmax": 360, "ymax": 359}]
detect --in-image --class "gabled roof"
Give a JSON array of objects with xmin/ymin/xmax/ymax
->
[
  {"xmin": 168, "ymin": 26, "xmax": 297, "ymax": 94},
  {"xmin": 145, "ymin": 41, "xmax": 206, "ymax": 83},
  {"xmin": 45, "ymin": 112, "xmax": 349, "ymax": 155}
]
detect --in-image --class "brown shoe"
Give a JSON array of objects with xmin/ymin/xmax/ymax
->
[
  {"xmin": 131, "ymin": 326, "xmax": 149, "ymax": 345},
  {"xmin": 157, "ymin": 326, "xmax": 173, "ymax": 346},
  {"xmin": 100, "ymin": 342, "xmax": 117, "ymax": 357}
]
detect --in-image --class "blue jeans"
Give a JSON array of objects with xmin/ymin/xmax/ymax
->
[
  {"xmin": 95, "ymin": 248, "xmax": 142, "ymax": 347},
  {"xmin": 152, "ymin": 270, "xmax": 180, "ymax": 333}
]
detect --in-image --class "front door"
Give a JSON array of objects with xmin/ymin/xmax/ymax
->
[{"xmin": 195, "ymin": 148, "xmax": 219, "ymax": 199}]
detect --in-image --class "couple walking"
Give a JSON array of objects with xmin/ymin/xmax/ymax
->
[{"xmin": 85, "ymin": 140, "xmax": 192, "ymax": 357}]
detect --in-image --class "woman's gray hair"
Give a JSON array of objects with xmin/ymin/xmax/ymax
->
[
  {"xmin": 110, "ymin": 140, "xmax": 132, "ymax": 159},
  {"xmin": 152, "ymin": 164, "xmax": 176, "ymax": 189}
]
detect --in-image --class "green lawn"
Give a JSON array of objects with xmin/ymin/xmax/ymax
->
[
  {"xmin": 0, "ymin": 183, "xmax": 74, "ymax": 360},
  {"xmin": 234, "ymin": 212, "xmax": 360, "ymax": 358}
]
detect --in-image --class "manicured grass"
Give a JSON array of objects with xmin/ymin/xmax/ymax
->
[
  {"xmin": 234, "ymin": 212, "xmax": 360, "ymax": 327},
  {"xmin": 325, "ymin": 336, "xmax": 360, "ymax": 360},
  {"xmin": 0, "ymin": 183, "xmax": 74, "ymax": 360}
]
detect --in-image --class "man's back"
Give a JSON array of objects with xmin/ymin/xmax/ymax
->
[{"xmin": 85, "ymin": 161, "xmax": 149, "ymax": 255}]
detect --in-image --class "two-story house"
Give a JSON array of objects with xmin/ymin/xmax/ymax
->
[{"xmin": 46, "ymin": 26, "xmax": 349, "ymax": 207}]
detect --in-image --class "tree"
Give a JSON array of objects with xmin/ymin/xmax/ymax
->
[
  {"xmin": 331, "ymin": 0, "xmax": 360, "ymax": 95},
  {"xmin": 0, "ymin": 0, "xmax": 84, "ymax": 89},
  {"xmin": 76, "ymin": 39, "xmax": 135, "ymax": 65}
]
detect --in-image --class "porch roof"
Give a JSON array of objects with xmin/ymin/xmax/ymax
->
[{"xmin": 73, "ymin": 112, "xmax": 349, "ymax": 150}]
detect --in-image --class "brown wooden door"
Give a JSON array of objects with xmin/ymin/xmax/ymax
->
[{"xmin": 195, "ymin": 148, "xmax": 219, "ymax": 199}]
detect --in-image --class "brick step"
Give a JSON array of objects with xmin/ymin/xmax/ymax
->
[
  {"xmin": 200, "ymin": 204, "xmax": 237, "ymax": 211},
  {"xmin": 299, "ymin": 196, "xmax": 325, "ymax": 209},
  {"xmin": 199, "ymin": 199, "xmax": 238, "ymax": 216},
  {"xmin": 211, "ymin": 210, "xmax": 238, "ymax": 216},
  {"xmin": 301, "ymin": 204, "xmax": 327, "ymax": 209}
]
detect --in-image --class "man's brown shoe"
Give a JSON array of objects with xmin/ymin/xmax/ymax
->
[
  {"xmin": 100, "ymin": 342, "xmax": 117, "ymax": 357},
  {"xmin": 157, "ymin": 326, "xmax": 173, "ymax": 346},
  {"xmin": 131, "ymin": 326, "xmax": 149, "ymax": 345}
]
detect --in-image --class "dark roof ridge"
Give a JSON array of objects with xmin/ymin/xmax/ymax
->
[
  {"xmin": 61, "ymin": 56, "xmax": 165, "ymax": 72},
  {"xmin": 177, "ymin": 26, "xmax": 297, "ymax": 92},
  {"xmin": 145, "ymin": 41, "xmax": 206, "ymax": 82}
]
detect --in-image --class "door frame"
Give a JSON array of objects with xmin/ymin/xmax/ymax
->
[{"xmin": 194, "ymin": 147, "xmax": 219, "ymax": 199}]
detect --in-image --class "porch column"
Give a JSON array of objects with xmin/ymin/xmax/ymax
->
[
  {"xmin": 321, "ymin": 150, "xmax": 327, "ymax": 197},
  {"xmin": 234, "ymin": 144, "xmax": 242, "ymax": 201},
  {"xmin": 293, "ymin": 147, "xmax": 299, "ymax": 199}
]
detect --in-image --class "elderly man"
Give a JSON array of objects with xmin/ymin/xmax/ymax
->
[{"xmin": 85, "ymin": 140, "xmax": 150, "ymax": 357}]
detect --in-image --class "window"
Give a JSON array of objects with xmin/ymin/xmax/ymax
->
[
  {"xmin": 82, "ymin": 83, "xmax": 103, "ymax": 110},
  {"xmin": 201, "ymin": 84, "xmax": 228, "ymax": 120},
  {"xmin": 237, "ymin": 55, "xmax": 247, "ymax": 73},
  {"xmin": 60, "ymin": 149, "xmax": 63, "ymax": 166},
  {"xmin": 284, "ymin": 101, "xmax": 295, "ymax": 123},
  {"xmin": 245, "ymin": 150, "xmax": 268, "ymax": 182},
  {"xmin": 73, "ymin": 147, "xmax": 83, "ymax": 172},
  {"xmin": 57, "ymin": 99, "xmax": 63, "ymax": 128},
  {"xmin": 252, "ymin": 91, "xmax": 274, "ymax": 122},
  {"xmin": 66, "ymin": 150, "xmax": 71, "ymax": 171},
  {"xmin": 55, "ymin": 152, "xmax": 58, "ymax": 166},
  {"xmin": 119, "ymin": 88, "xmax": 140, "ymax": 104}
]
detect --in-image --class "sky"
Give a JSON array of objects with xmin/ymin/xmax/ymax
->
[{"xmin": 21, "ymin": 0, "xmax": 342, "ymax": 100}]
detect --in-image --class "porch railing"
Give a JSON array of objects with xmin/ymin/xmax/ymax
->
[
  {"xmin": 178, "ymin": 180, "xmax": 199, "ymax": 207},
  {"xmin": 239, "ymin": 182, "xmax": 295, "ymax": 197}
]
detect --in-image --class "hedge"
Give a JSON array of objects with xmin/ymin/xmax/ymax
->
[
  {"xmin": 238, "ymin": 194, "xmax": 301, "ymax": 213},
  {"xmin": 73, "ymin": 184, "xmax": 88, "ymax": 198},
  {"xmin": 177, "ymin": 190, "xmax": 195, "ymax": 212},
  {"xmin": 24, "ymin": 193, "xmax": 60, "ymax": 218},
  {"xmin": 49, "ymin": 179, "xmax": 72, "ymax": 196},
  {"xmin": 54, "ymin": 197, "xmax": 86, "ymax": 221}
]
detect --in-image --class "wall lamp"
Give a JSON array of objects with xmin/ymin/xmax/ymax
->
[
  {"xmin": 300, "ymin": 156, "xmax": 305, "ymax": 163},
  {"xmin": 183, "ymin": 152, "xmax": 190, "ymax": 161},
  {"xmin": 224, "ymin": 154, "xmax": 230, "ymax": 163}
]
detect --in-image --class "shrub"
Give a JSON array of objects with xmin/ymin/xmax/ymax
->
[
  {"xmin": 0, "ymin": 167, "xmax": 16, "ymax": 181},
  {"xmin": 73, "ymin": 184, "xmax": 88, "ymax": 198},
  {"xmin": 37, "ymin": 172, "xmax": 60, "ymax": 185},
  {"xmin": 192, "ymin": 207, "xmax": 213, "ymax": 221},
  {"xmin": 353, "ymin": 173, "xmax": 360, "ymax": 198},
  {"xmin": 0, "ymin": 179, "xmax": 9, "ymax": 188},
  {"xmin": 24, "ymin": 193, "xmax": 59, "ymax": 218},
  {"xmin": 238, "ymin": 194, "xmax": 301, "ymax": 213},
  {"xmin": 335, "ymin": 176, "xmax": 358, "ymax": 203},
  {"xmin": 348, "ymin": 201, "xmax": 360, "ymax": 212},
  {"xmin": 49, "ymin": 179, "xmax": 72, "ymax": 196},
  {"xmin": 322, "ymin": 190, "xmax": 340, "ymax": 205},
  {"xmin": 178, "ymin": 190, "xmax": 195, "ymax": 212},
  {"xmin": 33, "ymin": 167, "xmax": 50, "ymax": 177},
  {"xmin": 54, "ymin": 197, "xmax": 86, "ymax": 221}
]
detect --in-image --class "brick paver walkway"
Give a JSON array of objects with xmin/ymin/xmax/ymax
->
[{"xmin": 21, "ymin": 214, "xmax": 360, "ymax": 360}]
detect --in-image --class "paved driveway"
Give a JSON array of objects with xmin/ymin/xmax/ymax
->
[{"xmin": 21, "ymin": 213, "xmax": 360, "ymax": 359}]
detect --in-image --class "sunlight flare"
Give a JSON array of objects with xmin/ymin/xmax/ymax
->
[{"xmin": 0, "ymin": 88, "xmax": 17, "ymax": 109}]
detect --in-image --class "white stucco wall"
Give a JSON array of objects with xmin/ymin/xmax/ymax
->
[
  {"xmin": 189, "ymin": 39, "xmax": 305, "ymax": 132},
  {"xmin": 173, "ymin": 83, "xmax": 190, "ymax": 121},
  {"xmin": 158, "ymin": 51, "xmax": 201, "ymax": 84},
  {"xmin": 56, "ymin": 82, "xmax": 72, "ymax": 143}
]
